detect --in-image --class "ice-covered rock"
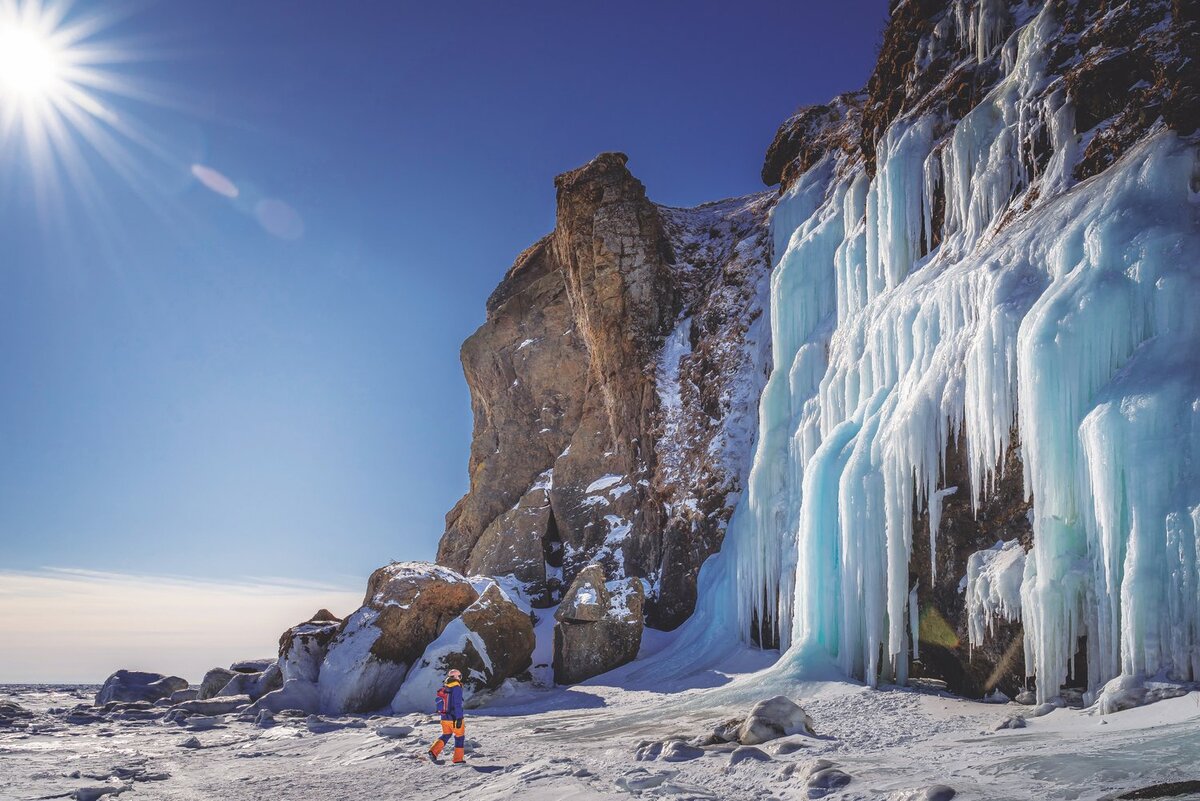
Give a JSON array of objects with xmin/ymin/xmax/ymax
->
[
  {"xmin": 249, "ymin": 678, "xmax": 321, "ymax": 715},
  {"xmin": 375, "ymin": 724, "xmax": 413, "ymax": 739},
  {"xmin": 553, "ymin": 565, "xmax": 644, "ymax": 684},
  {"xmin": 177, "ymin": 736, "xmax": 201, "ymax": 749},
  {"xmin": 170, "ymin": 696, "xmax": 251, "ymax": 715},
  {"xmin": 807, "ymin": 766, "xmax": 852, "ymax": 797},
  {"xmin": 168, "ymin": 689, "xmax": 198, "ymax": 704},
  {"xmin": 736, "ymin": 696, "xmax": 814, "ymax": 745},
  {"xmin": 229, "ymin": 658, "xmax": 275, "ymax": 673},
  {"xmin": 995, "ymin": 715, "xmax": 1026, "ymax": 730},
  {"xmin": 391, "ymin": 581, "xmax": 534, "ymax": 712},
  {"xmin": 1014, "ymin": 689, "xmax": 1036, "ymax": 705},
  {"xmin": 660, "ymin": 741, "xmax": 704, "ymax": 762},
  {"xmin": 253, "ymin": 709, "xmax": 275, "ymax": 728},
  {"xmin": 729, "ymin": 746, "xmax": 772, "ymax": 765},
  {"xmin": 95, "ymin": 671, "xmax": 188, "ymax": 706},
  {"xmin": 964, "ymin": 540, "xmax": 1026, "ymax": 651},
  {"xmin": 197, "ymin": 668, "xmax": 235, "ymax": 700},
  {"xmin": 317, "ymin": 562, "xmax": 478, "ymax": 714},
  {"xmin": 216, "ymin": 662, "xmax": 282, "ymax": 701},
  {"xmin": 278, "ymin": 610, "xmax": 342, "ymax": 683}
]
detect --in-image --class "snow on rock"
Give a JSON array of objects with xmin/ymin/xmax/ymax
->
[
  {"xmin": 317, "ymin": 562, "xmax": 478, "ymax": 714},
  {"xmin": 197, "ymin": 668, "xmax": 234, "ymax": 700},
  {"xmin": 216, "ymin": 662, "xmax": 281, "ymax": 701},
  {"xmin": 391, "ymin": 582, "xmax": 534, "ymax": 713},
  {"xmin": 1094, "ymin": 675, "xmax": 1192, "ymax": 715},
  {"xmin": 553, "ymin": 565, "xmax": 645, "ymax": 684},
  {"xmin": 735, "ymin": 696, "xmax": 815, "ymax": 745},
  {"xmin": 278, "ymin": 609, "xmax": 342, "ymax": 684}
]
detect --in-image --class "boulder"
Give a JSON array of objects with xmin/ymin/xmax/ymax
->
[
  {"xmin": 735, "ymin": 696, "xmax": 814, "ymax": 745},
  {"xmin": 553, "ymin": 566, "xmax": 644, "ymax": 684},
  {"xmin": 95, "ymin": 671, "xmax": 189, "ymax": 706},
  {"xmin": 197, "ymin": 668, "xmax": 235, "ymax": 700},
  {"xmin": 217, "ymin": 662, "xmax": 282, "ymax": 701},
  {"xmin": 170, "ymin": 695, "xmax": 251, "ymax": 715},
  {"xmin": 248, "ymin": 679, "xmax": 321, "ymax": 715},
  {"xmin": 278, "ymin": 610, "xmax": 342, "ymax": 683},
  {"xmin": 229, "ymin": 658, "xmax": 275, "ymax": 674},
  {"xmin": 168, "ymin": 689, "xmax": 199, "ymax": 704},
  {"xmin": 390, "ymin": 582, "xmax": 535, "ymax": 712},
  {"xmin": 317, "ymin": 562, "xmax": 478, "ymax": 714}
]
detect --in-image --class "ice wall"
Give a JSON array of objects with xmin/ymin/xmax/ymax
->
[{"xmin": 670, "ymin": 1, "xmax": 1200, "ymax": 703}]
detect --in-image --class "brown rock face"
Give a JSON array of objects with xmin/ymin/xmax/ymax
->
[
  {"xmin": 553, "ymin": 565, "xmax": 645, "ymax": 684},
  {"xmin": 438, "ymin": 153, "xmax": 772, "ymax": 632},
  {"xmin": 363, "ymin": 563, "xmax": 480, "ymax": 667},
  {"xmin": 459, "ymin": 583, "xmax": 536, "ymax": 686}
]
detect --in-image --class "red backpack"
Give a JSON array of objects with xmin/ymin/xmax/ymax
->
[{"xmin": 435, "ymin": 685, "xmax": 450, "ymax": 716}]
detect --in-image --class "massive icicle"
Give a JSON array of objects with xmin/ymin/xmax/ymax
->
[{"xmin": 658, "ymin": 0, "xmax": 1200, "ymax": 704}]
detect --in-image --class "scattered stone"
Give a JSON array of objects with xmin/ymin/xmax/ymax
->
[
  {"xmin": 807, "ymin": 767, "xmax": 852, "ymax": 798},
  {"xmin": 772, "ymin": 739, "xmax": 809, "ymax": 755},
  {"xmin": 95, "ymin": 670, "xmax": 188, "ymax": 706},
  {"xmin": 185, "ymin": 715, "xmax": 222, "ymax": 731},
  {"xmin": 736, "ymin": 696, "xmax": 814, "ymax": 745},
  {"xmin": 995, "ymin": 715, "xmax": 1026, "ymax": 730},
  {"xmin": 71, "ymin": 786, "xmax": 127, "ymax": 801},
  {"xmin": 925, "ymin": 786, "xmax": 958, "ymax": 801},
  {"xmin": 304, "ymin": 714, "xmax": 364, "ymax": 733},
  {"xmin": 217, "ymin": 663, "xmax": 282, "ymax": 701},
  {"xmin": 168, "ymin": 688, "xmax": 199, "ymax": 703},
  {"xmin": 615, "ymin": 769, "xmax": 673, "ymax": 792},
  {"xmin": 375, "ymin": 724, "xmax": 413, "ymax": 739},
  {"xmin": 1014, "ymin": 689, "xmax": 1036, "ymax": 705},
  {"xmin": 660, "ymin": 741, "xmax": 704, "ymax": 762},
  {"xmin": 254, "ymin": 710, "xmax": 276, "ymax": 729},
  {"xmin": 197, "ymin": 668, "xmax": 236, "ymax": 700},
  {"xmin": 63, "ymin": 711, "xmax": 105, "ymax": 725},
  {"xmin": 171, "ymin": 696, "xmax": 251, "ymax": 715},
  {"xmin": 728, "ymin": 746, "xmax": 772, "ymax": 765},
  {"xmin": 178, "ymin": 736, "xmax": 202, "ymax": 749},
  {"xmin": 1029, "ymin": 702, "xmax": 1058, "ymax": 718},
  {"xmin": 1116, "ymin": 780, "xmax": 1200, "ymax": 799}
]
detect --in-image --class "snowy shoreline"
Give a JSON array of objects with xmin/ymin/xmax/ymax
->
[{"xmin": 3, "ymin": 670, "xmax": 1198, "ymax": 801}]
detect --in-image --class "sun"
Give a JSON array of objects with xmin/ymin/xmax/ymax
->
[
  {"xmin": 0, "ymin": 19, "xmax": 64, "ymax": 101},
  {"xmin": 0, "ymin": 0, "xmax": 156, "ymax": 221}
]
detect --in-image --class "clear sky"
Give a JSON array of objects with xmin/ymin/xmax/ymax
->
[{"xmin": 0, "ymin": 0, "xmax": 885, "ymax": 682}]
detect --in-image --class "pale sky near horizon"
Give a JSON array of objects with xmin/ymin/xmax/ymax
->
[{"xmin": 0, "ymin": 0, "xmax": 884, "ymax": 683}]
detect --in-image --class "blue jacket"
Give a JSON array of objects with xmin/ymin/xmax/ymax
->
[{"xmin": 440, "ymin": 681, "xmax": 464, "ymax": 720}]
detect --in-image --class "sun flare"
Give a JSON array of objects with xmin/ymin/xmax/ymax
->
[{"xmin": 0, "ymin": 19, "xmax": 64, "ymax": 101}]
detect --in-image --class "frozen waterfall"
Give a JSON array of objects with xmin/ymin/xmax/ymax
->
[{"xmin": 650, "ymin": 1, "xmax": 1200, "ymax": 704}]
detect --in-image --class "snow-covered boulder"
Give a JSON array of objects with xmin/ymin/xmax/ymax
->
[
  {"xmin": 278, "ymin": 609, "xmax": 342, "ymax": 683},
  {"xmin": 735, "ymin": 696, "xmax": 814, "ymax": 745},
  {"xmin": 229, "ymin": 658, "xmax": 275, "ymax": 673},
  {"xmin": 317, "ymin": 562, "xmax": 478, "ymax": 714},
  {"xmin": 390, "ymin": 581, "xmax": 535, "ymax": 712},
  {"xmin": 197, "ymin": 668, "xmax": 235, "ymax": 700},
  {"xmin": 216, "ymin": 662, "xmax": 282, "ymax": 701},
  {"xmin": 553, "ymin": 565, "xmax": 644, "ymax": 684},
  {"xmin": 249, "ymin": 678, "xmax": 321, "ymax": 715},
  {"xmin": 95, "ymin": 670, "xmax": 188, "ymax": 706}
]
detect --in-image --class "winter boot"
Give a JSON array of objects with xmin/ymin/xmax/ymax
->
[{"xmin": 452, "ymin": 746, "xmax": 465, "ymax": 764}]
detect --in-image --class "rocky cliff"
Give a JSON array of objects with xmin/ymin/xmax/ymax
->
[
  {"xmin": 437, "ymin": 154, "xmax": 772, "ymax": 631},
  {"xmin": 439, "ymin": 0, "xmax": 1199, "ymax": 696}
]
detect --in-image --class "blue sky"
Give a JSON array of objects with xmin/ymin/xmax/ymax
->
[{"xmin": 0, "ymin": 1, "xmax": 884, "ymax": 680}]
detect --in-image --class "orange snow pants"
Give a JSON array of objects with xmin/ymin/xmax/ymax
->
[{"xmin": 429, "ymin": 718, "xmax": 465, "ymax": 762}]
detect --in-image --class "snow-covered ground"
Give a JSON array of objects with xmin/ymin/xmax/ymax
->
[{"xmin": 4, "ymin": 661, "xmax": 1197, "ymax": 801}]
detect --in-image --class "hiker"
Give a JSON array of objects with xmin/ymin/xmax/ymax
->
[{"xmin": 427, "ymin": 669, "xmax": 466, "ymax": 764}]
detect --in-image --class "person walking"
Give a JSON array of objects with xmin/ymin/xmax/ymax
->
[{"xmin": 427, "ymin": 669, "xmax": 466, "ymax": 764}]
